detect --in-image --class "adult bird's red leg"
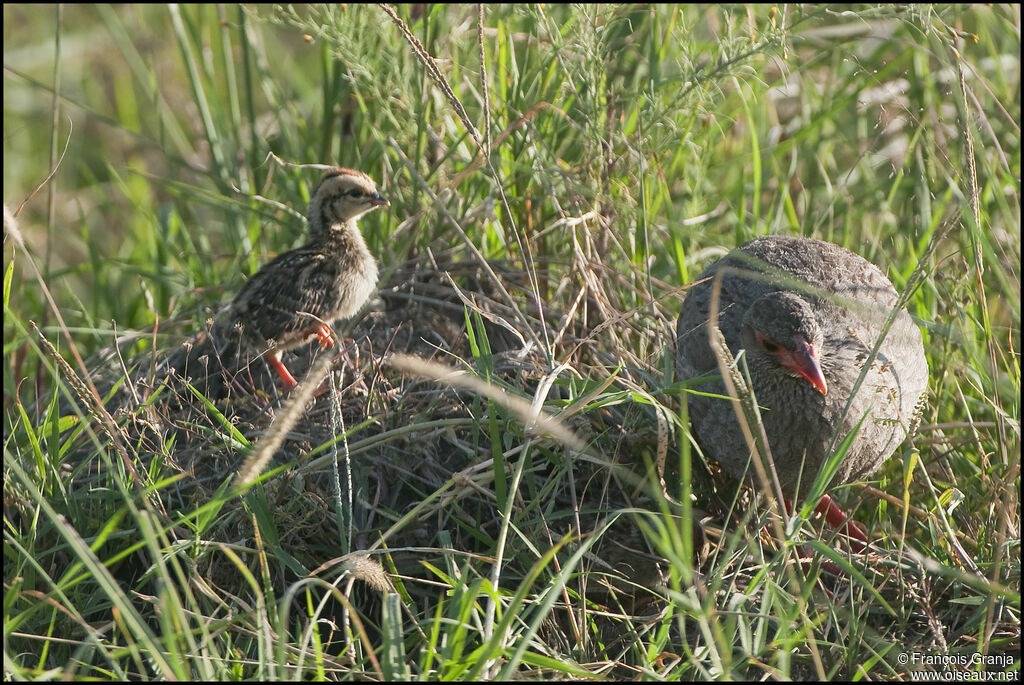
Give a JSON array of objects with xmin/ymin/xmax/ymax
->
[
  {"xmin": 783, "ymin": 496, "xmax": 868, "ymax": 548},
  {"xmin": 814, "ymin": 494, "xmax": 868, "ymax": 551},
  {"xmin": 268, "ymin": 351, "xmax": 298, "ymax": 391},
  {"xmin": 782, "ymin": 498, "xmax": 850, "ymax": 579}
]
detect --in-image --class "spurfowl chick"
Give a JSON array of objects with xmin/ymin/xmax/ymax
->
[
  {"xmin": 676, "ymin": 236, "xmax": 928, "ymax": 544},
  {"xmin": 229, "ymin": 168, "xmax": 386, "ymax": 389},
  {"xmin": 166, "ymin": 168, "xmax": 387, "ymax": 395}
]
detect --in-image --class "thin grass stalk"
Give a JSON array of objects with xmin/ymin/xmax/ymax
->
[
  {"xmin": 238, "ymin": 6, "xmax": 261, "ymax": 188},
  {"xmin": 328, "ymin": 361, "xmax": 354, "ymax": 556},
  {"xmin": 481, "ymin": 438, "xmax": 530, "ymax": 678},
  {"xmin": 168, "ymin": 4, "xmax": 230, "ymax": 189},
  {"xmin": 216, "ymin": 4, "xmax": 243, "ymax": 181},
  {"xmin": 43, "ymin": 4, "xmax": 62, "ymax": 280}
]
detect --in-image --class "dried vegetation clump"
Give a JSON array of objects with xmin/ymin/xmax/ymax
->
[{"xmin": 50, "ymin": 251, "xmax": 685, "ymax": 609}]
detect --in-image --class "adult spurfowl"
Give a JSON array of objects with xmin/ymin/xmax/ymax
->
[
  {"xmin": 675, "ymin": 235, "xmax": 928, "ymax": 544},
  {"xmin": 166, "ymin": 167, "xmax": 387, "ymax": 394}
]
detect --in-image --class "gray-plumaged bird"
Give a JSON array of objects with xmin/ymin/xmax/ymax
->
[{"xmin": 675, "ymin": 235, "xmax": 928, "ymax": 541}]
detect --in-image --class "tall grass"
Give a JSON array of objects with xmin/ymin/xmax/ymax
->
[{"xmin": 4, "ymin": 4, "xmax": 1020, "ymax": 680}]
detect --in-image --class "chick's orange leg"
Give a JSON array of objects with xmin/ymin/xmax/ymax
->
[
  {"xmin": 316, "ymin": 324, "xmax": 335, "ymax": 350},
  {"xmin": 268, "ymin": 351, "xmax": 298, "ymax": 391}
]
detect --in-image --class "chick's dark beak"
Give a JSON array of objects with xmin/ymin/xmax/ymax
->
[{"xmin": 369, "ymin": 192, "xmax": 389, "ymax": 208}]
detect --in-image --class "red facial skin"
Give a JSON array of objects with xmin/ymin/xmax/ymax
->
[{"xmin": 756, "ymin": 331, "xmax": 828, "ymax": 395}]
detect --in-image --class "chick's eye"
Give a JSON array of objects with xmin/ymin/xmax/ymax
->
[{"xmin": 348, "ymin": 189, "xmax": 364, "ymax": 198}]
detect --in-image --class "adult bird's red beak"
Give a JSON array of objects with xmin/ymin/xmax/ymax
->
[{"xmin": 781, "ymin": 336, "xmax": 828, "ymax": 395}]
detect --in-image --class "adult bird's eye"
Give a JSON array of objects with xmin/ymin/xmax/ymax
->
[{"xmin": 761, "ymin": 340, "xmax": 780, "ymax": 353}]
